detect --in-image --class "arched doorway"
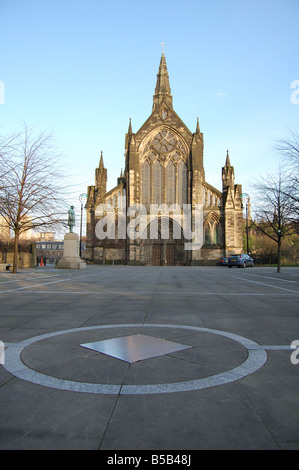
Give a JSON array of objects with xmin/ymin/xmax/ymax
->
[{"xmin": 141, "ymin": 217, "xmax": 188, "ymax": 266}]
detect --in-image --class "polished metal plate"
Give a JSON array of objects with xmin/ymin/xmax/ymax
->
[{"xmin": 80, "ymin": 334, "xmax": 191, "ymax": 363}]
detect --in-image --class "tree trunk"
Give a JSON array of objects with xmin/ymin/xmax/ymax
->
[
  {"xmin": 13, "ymin": 228, "xmax": 20, "ymax": 273},
  {"xmin": 277, "ymin": 238, "xmax": 281, "ymax": 273}
]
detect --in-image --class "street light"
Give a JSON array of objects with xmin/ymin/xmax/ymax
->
[
  {"xmin": 79, "ymin": 193, "xmax": 88, "ymax": 258},
  {"xmin": 241, "ymin": 193, "xmax": 250, "ymax": 254}
]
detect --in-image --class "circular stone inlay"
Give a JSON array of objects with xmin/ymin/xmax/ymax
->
[{"xmin": 3, "ymin": 324, "xmax": 267, "ymax": 395}]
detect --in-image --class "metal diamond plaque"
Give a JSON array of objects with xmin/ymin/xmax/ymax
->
[{"xmin": 80, "ymin": 334, "xmax": 191, "ymax": 363}]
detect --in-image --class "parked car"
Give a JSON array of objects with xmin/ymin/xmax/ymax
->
[
  {"xmin": 218, "ymin": 257, "xmax": 229, "ymax": 266},
  {"xmin": 228, "ymin": 254, "xmax": 254, "ymax": 268}
]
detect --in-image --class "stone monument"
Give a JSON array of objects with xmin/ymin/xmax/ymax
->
[{"xmin": 57, "ymin": 206, "xmax": 86, "ymax": 269}]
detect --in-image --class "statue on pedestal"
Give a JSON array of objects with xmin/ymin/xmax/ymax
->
[{"xmin": 57, "ymin": 205, "xmax": 86, "ymax": 269}]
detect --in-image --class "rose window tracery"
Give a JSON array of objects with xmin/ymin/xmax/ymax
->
[{"xmin": 152, "ymin": 130, "xmax": 176, "ymax": 153}]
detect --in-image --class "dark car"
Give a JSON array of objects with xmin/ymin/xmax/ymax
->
[{"xmin": 228, "ymin": 254, "xmax": 254, "ymax": 268}]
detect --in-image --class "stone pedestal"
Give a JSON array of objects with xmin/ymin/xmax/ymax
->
[{"xmin": 57, "ymin": 233, "xmax": 86, "ymax": 269}]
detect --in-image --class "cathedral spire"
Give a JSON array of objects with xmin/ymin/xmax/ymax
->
[
  {"xmin": 95, "ymin": 151, "xmax": 107, "ymax": 193},
  {"xmin": 128, "ymin": 118, "xmax": 132, "ymax": 134},
  {"xmin": 153, "ymin": 52, "xmax": 173, "ymax": 111},
  {"xmin": 225, "ymin": 149, "xmax": 231, "ymax": 167},
  {"xmin": 99, "ymin": 150, "xmax": 104, "ymax": 168}
]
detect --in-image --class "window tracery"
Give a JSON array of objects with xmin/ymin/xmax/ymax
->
[
  {"xmin": 166, "ymin": 161, "xmax": 175, "ymax": 205},
  {"xmin": 142, "ymin": 161, "xmax": 151, "ymax": 210},
  {"xmin": 177, "ymin": 161, "xmax": 187, "ymax": 206},
  {"xmin": 140, "ymin": 128, "xmax": 188, "ymax": 208},
  {"xmin": 152, "ymin": 161, "xmax": 162, "ymax": 205}
]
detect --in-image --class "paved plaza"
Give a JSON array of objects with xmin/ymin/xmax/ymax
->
[{"xmin": 0, "ymin": 265, "xmax": 299, "ymax": 450}]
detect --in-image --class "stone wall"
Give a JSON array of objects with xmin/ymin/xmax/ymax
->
[{"xmin": 0, "ymin": 242, "xmax": 36, "ymax": 268}]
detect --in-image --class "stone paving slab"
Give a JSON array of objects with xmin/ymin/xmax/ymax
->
[{"xmin": 0, "ymin": 265, "xmax": 299, "ymax": 450}]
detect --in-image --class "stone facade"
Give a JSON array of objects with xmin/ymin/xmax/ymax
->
[{"xmin": 86, "ymin": 53, "xmax": 243, "ymax": 265}]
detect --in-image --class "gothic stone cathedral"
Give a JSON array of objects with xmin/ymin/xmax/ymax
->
[{"xmin": 86, "ymin": 53, "xmax": 243, "ymax": 265}]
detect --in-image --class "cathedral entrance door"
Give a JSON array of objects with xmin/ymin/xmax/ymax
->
[
  {"xmin": 166, "ymin": 244, "xmax": 175, "ymax": 266},
  {"xmin": 153, "ymin": 244, "xmax": 161, "ymax": 266}
]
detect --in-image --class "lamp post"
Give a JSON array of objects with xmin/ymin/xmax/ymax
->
[
  {"xmin": 241, "ymin": 193, "xmax": 250, "ymax": 254},
  {"xmin": 79, "ymin": 193, "xmax": 88, "ymax": 258}
]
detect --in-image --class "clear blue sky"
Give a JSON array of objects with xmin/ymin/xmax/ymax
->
[{"xmin": 1, "ymin": 0, "xmax": 298, "ymax": 232}]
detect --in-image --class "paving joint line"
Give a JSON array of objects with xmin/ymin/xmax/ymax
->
[{"xmin": 228, "ymin": 274, "xmax": 299, "ymax": 294}]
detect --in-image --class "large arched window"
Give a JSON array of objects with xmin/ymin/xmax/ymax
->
[
  {"xmin": 141, "ymin": 128, "xmax": 188, "ymax": 209},
  {"xmin": 204, "ymin": 218, "xmax": 221, "ymax": 245}
]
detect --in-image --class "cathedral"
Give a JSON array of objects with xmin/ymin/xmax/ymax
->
[{"xmin": 86, "ymin": 53, "xmax": 243, "ymax": 265}]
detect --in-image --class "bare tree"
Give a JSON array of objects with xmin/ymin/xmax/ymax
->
[
  {"xmin": 0, "ymin": 124, "xmax": 69, "ymax": 272},
  {"xmin": 274, "ymin": 129, "xmax": 299, "ymax": 218},
  {"xmin": 251, "ymin": 168, "xmax": 297, "ymax": 273}
]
